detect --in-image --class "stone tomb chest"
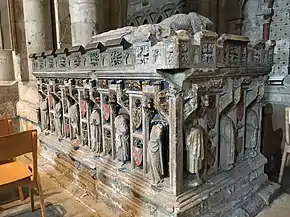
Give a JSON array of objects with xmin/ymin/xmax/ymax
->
[{"xmin": 31, "ymin": 22, "xmax": 277, "ymax": 217}]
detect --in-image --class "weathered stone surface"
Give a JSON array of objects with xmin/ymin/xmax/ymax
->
[
  {"xmin": 31, "ymin": 13, "xmax": 276, "ymax": 217},
  {"xmin": 69, "ymin": 0, "xmax": 97, "ymax": 46},
  {"xmin": 0, "ymin": 51, "xmax": 15, "ymax": 82},
  {"xmin": 92, "ymin": 12, "xmax": 213, "ymax": 45},
  {"xmin": 241, "ymin": 0, "xmax": 264, "ymax": 42},
  {"xmin": 258, "ymin": 181, "xmax": 281, "ymax": 205},
  {"xmin": 229, "ymin": 208, "xmax": 250, "ymax": 217}
]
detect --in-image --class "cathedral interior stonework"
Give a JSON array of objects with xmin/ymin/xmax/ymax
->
[{"xmin": 0, "ymin": 0, "xmax": 288, "ymax": 217}]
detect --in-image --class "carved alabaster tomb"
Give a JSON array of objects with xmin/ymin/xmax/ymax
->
[{"xmin": 31, "ymin": 13, "xmax": 279, "ymax": 217}]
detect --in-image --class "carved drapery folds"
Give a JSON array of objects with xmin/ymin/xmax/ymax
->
[
  {"xmin": 115, "ymin": 113, "xmax": 130, "ymax": 165},
  {"xmin": 32, "ymin": 20, "xmax": 274, "ymax": 196},
  {"xmin": 186, "ymin": 124, "xmax": 206, "ymax": 187}
]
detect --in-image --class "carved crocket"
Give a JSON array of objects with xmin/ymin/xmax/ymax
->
[{"xmin": 158, "ymin": 12, "xmax": 214, "ymax": 35}]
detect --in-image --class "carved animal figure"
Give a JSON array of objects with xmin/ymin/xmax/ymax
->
[{"xmin": 158, "ymin": 12, "xmax": 214, "ymax": 35}]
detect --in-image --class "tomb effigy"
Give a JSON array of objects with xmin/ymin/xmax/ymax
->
[{"xmin": 31, "ymin": 12, "xmax": 279, "ymax": 217}]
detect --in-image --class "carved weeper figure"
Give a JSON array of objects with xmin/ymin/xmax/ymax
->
[
  {"xmin": 220, "ymin": 116, "xmax": 235, "ymax": 171},
  {"xmin": 148, "ymin": 122, "xmax": 164, "ymax": 185},
  {"xmin": 90, "ymin": 105, "xmax": 102, "ymax": 156},
  {"xmin": 68, "ymin": 96, "xmax": 80, "ymax": 148},
  {"xmin": 245, "ymin": 109, "xmax": 259, "ymax": 158},
  {"xmin": 186, "ymin": 124, "xmax": 206, "ymax": 187},
  {"xmin": 115, "ymin": 112, "xmax": 130, "ymax": 166},
  {"xmin": 39, "ymin": 93, "xmax": 49, "ymax": 133},
  {"xmin": 54, "ymin": 95, "xmax": 62, "ymax": 141}
]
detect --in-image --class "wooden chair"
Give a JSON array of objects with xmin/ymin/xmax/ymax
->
[
  {"xmin": 278, "ymin": 107, "xmax": 290, "ymax": 184},
  {"xmin": 0, "ymin": 130, "xmax": 46, "ymax": 217},
  {"xmin": 0, "ymin": 118, "xmax": 24, "ymax": 201}
]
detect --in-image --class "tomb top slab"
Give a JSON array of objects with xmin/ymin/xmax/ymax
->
[{"xmin": 30, "ymin": 27, "xmax": 275, "ymax": 82}]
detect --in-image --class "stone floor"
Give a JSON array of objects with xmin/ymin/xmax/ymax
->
[
  {"xmin": 1, "ymin": 157, "xmax": 290, "ymax": 217},
  {"xmin": 256, "ymin": 168, "xmax": 290, "ymax": 217},
  {"xmin": 0, "ymin": 156, "xmax": 115, "ymax": 217}
]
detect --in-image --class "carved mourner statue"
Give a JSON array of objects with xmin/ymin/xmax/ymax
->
[
  {"xmin": 90, "ymin": 105, "xmax": 102, "ymax": 156},
  {"xmin": 186, "ymin": 122, "xmax": 206, "ymax": 187},
  {"xmin": 220, "ymin": 116, "xmax": 235, "ymax": 171},
  {"xmin": 148, "ymin": 115, "xmax": 165, "ymax": 185},
  {"xmin": 115, "ymin": 110, "xmax": 130, "ymax": 166},
  {"xmin": 67, "ymin": 96, "xmax": 80, "ymax": 148},
  {"xmin": 39, "ymin": 93, "xmax": 49, "ymax": 132},
  {"xmin": 245, "ymin": 109, "xmax": 259, "ymax": 158},
  {"xmin": 54, "ymin": 94, "xmax": 62, "ymax": 141},
  {"xmin": 143, "ymin": 97, "xmax": 156, "ymax": 122}
]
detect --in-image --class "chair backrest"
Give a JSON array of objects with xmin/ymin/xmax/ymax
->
[
  {"xmin": 0, "ymin": 118, "xmax": 13, "ymax": 136},
  {"xmin": 0, "ymin": 129, "xmax": 38, "ymax": 178},
  {"xmin": 285, "ymin": 107, "xmax": 290, "ymax": 145}
]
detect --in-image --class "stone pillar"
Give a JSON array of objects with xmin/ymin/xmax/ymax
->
[
  {"xmin": 69, "ymin": 0, "xmax": 97, "ymax": 46},
  {"xmin": 169, "ymin": 88, "xmax": 184, "ymax": 196},
  {"xmin": 0, "ymin": 50, "xmax": 15, "ymax": 81},
  {"xmin": 16, "ymin": 0, "xmax": 53, "ymax": 130},
  {"xmin": 54, "ymin": 0, "xmax": 72, "ymax": 48},
  {"xmin": 97, "ymin": 0, "xmax": 128, "ymax": 33},
  {"xmin": 23, "ymin": 0, "xmax": 54, "ymax": 79},
  {"xmin": 108, "ymin": 0, "xmax": 128, "ymax": 30}
]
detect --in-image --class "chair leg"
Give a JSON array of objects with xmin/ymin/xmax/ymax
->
[
  {"xmin": 37, "ymin": 179, "xmax": 46, "ymax": 217},
  {"xmin": 278, "ymin": 151, "xmax": 288, "ymax": 184},
  {"xmin": 29, "ymin": 188, "xmax": 34, "ymax": 212},
  {"xmin": 18, "ymin": 186, "xmax": 24, "ymax": 201}
]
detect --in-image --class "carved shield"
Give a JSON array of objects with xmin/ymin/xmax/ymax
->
[
  {"xmin": 102, "ymin": 104, "xmax": 111, "ymax": 121},
  {"xmin": 133, "ymin": 146, "xmax": 143, "ymax": 167},
  {"xmin": 132, "ymin": 108, "xmax": 142, "ymax": 129},
  {"xmin": 81, "ymin": 100, "xmax": 87, "ymax": 118}
]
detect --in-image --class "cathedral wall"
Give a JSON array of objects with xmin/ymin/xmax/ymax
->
[
  {"xmin": 241, "ymin": 0, "xmax": 264, "ymax": 42},
  {"xmin": 0, "ymin": 82, "xmax": 18, "ymax": 118},
  {"xmin": 127, "ymin": 0, "xmax": 178, "ymax": 18}
]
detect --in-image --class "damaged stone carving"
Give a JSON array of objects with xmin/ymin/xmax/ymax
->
[
  {"xmin": 186, "ymin": 123, "xmax": 206, "ymax": 187},
  {"xmin": 148, "ymin": 121, "xmax": 165, "ymax": 185},
  {"xmin": 90, "ymin": 105, "xmax": 102, "ymax": 156},
  {"xmin": 68, "ymin": 95, "xmax": 80, "ymax": 148},
  {"xmin": 115, "ymin": 113, "xmax": 130, "ymax": 166},
  {"xmin": 31, "ymin": 11, "xmax": 277, "ymax": 217}
]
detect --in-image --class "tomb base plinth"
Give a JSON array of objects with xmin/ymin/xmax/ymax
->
[{"xmin": 39, "ymin": 133, "xmax": 280, "ymax": 217}]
